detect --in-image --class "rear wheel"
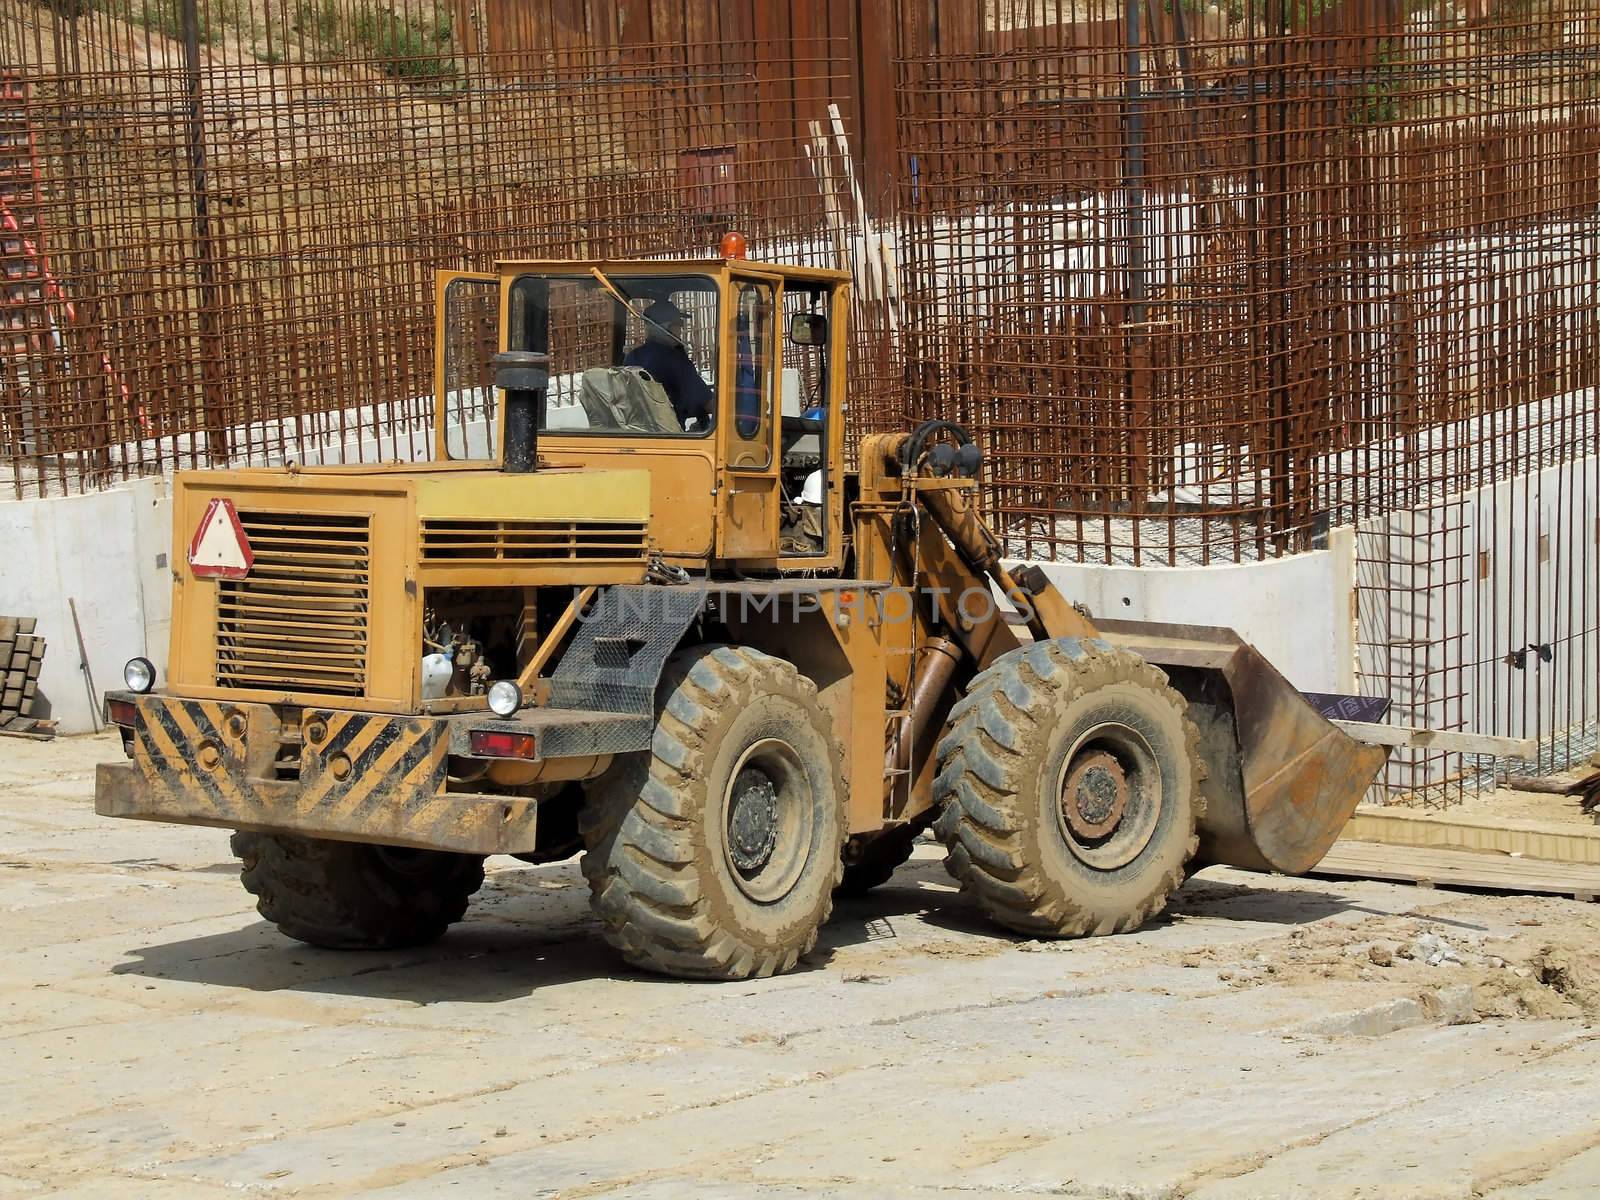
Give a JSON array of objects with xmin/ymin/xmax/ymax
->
[
  {"xmin": 933, "ymin": 638, "xmax": 1202, "ymax": 937},
  {"xmin": 580, "ymin": 644, "xmax": 845, "ymax": 979},
  {"xmin": 232, "ymin": 832, "xmax": 485, "ymax": 950}
]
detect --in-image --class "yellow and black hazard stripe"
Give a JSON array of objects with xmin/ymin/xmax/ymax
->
[
  {"xmin": 300, "ymin": 710, "xmax": 448, "ymax": 822},
  {"xmin": 130, "ymin": 695, "xmax": 252, "ymax": 822}
]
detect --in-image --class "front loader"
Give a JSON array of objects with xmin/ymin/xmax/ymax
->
[{"xmin": 95, "ymin": 247, "xmax": 1387, "ymax": 977}]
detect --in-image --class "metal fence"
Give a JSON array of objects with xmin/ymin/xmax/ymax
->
[
  {"xmin": 895, "ymin": 0, "xmax": 1600, "ymax": 796},
  {"xmin": 0, "ymin": 0, "xmax": 885, "ymax": 496},
  {"xmin": 5, "ymin": 0, "xmax": 1599, "ymax": 798}
]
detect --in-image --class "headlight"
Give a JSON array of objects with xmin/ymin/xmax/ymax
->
[
  {"xmin": 123, "ymin": 657, "xmax": 156, "ymax": 694},
  {"xmin": 487, "ymin": 680, "xmax": 523, "ymax": 717}
]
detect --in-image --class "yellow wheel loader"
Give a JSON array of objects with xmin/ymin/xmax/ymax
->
[{"xmin": 95, "ymin": 250, "xmax": 1387, "ymax": 978}]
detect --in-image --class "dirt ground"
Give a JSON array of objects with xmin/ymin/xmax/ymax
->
[{"xmin": 4, "ymin": 733, "xmax": 1600, "ymax": 1199}]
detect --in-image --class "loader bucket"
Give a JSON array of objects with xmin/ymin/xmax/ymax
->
[{"xmin": 1095, "ymin": 620, "xmax": 1390, "ymax": 875}]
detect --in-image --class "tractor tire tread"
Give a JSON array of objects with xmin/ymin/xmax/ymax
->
[
  {"xmin": 581, "ymin": 644, "xmax": 844, "ymax": 980},
  {"xmin": 933, "ymin": 637, "xmax": 1202, "ymax": 938},
  {"xmin": 232, "ymin": 832, "xmax": 484, "ymax": 950}
]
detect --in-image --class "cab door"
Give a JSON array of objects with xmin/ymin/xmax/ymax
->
[{"xmin": 716, "ymin": 270, "xmax": 783, "ymax": 559}]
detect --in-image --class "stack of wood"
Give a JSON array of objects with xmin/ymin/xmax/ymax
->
[
  {"xmin": 0, "ymin": 616, "xmax": 55, "ymax": 739},
  {"xmin": 1515, "ymin": 754, "xmax": 1600, "ymax": 824}
]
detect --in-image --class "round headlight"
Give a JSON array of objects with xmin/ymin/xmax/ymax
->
[
  {"xmin": 123, "ymin": 656, "xmax": 156, "ymax": 694},
  {"xmin": 487, "ymin": 680, "xmax": 523, "ymax": 718}
]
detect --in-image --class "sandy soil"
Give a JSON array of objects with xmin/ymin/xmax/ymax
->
[
  {"xmin": 1449, "ymin": 785, "xmax": 1599, "ymax": 830},
  {"xmin": 3, "ymin": 731, "xmax": 1600, "ymax": 1198}
]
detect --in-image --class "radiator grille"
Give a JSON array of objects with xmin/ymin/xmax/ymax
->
[
  {"xmin": 420, "ymin": 518, "xmax": 648, "ymax": 565},
  {"xmin": 215, "ymin": 511, "xmax": 371, "ymax": 697}
]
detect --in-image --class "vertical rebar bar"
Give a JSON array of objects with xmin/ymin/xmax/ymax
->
[{"xmin": 180, "ymin": 0, "xmax": 227, "ymax": 465}]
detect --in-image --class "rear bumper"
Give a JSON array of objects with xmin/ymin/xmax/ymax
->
[
  {"xmin": 94, "ymin": 693, "xmax": 642, "ymax": 855},
  {"xmin": 95, "ymin": 760, "xmax": 537, "ymax": 855}
]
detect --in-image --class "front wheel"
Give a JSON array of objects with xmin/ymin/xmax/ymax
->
[
  {"xmin": 580, "ymin": 645, "xmax": 845, "ymax": 979},
  {"xmin": 933, "ymin": 638, "xmax": 1202, "ymax": 938}
]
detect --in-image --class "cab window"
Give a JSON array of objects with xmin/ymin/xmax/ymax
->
[
  {"xmin": 729, "ymin": 280, "xmax": 775, "ymax": 468},
  {"xmin": 506, "ymin": 273, "xmax": 719, "ymax": 437},
  {"xmin": 440, "ymin": 275, "xmax": 501, "ymax": 460}
]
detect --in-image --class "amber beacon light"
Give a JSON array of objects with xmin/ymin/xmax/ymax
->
[{"xmin": 718, "ymin": 231, "xmax": 747, "ymax": 259}]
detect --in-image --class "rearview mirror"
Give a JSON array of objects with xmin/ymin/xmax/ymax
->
[{"xmin": 788, "ymin": 313, "xmax": 827, "ymax": 346}]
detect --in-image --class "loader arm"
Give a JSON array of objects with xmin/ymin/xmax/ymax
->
[
  {"xmin": 866, "ymin": 429, "xmax": 1389, "ymax": 877},
  {"xmin": 915, "ymin": 481, "xmax": 1098, "ymax": 644}
]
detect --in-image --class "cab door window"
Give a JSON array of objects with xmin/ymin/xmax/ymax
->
[
  {"xmin": 729, "ymin": 281, "xmax": 775, "ymax": 468},
  {"xmin": 779, "ymin": 285, "xmax": 831, "ymax": 555}
]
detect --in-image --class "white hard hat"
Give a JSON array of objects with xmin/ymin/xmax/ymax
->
[{"xmin": 799, "ymin": 470, "xmax": 824, "ymax": 506}]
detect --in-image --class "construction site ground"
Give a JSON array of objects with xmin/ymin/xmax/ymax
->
[{"xmin": 5, "ymin": 734, "xmax": 1600, "ymax": 1199}]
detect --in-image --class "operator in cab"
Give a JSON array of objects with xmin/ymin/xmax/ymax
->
[{"xmin": 625, "ymin": 299, "xmax": 714, "ymax": 429}]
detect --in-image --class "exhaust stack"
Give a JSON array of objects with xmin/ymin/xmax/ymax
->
[{"xmin": 492, "ymin": 350, "xmax": 550, "ymax": 473}]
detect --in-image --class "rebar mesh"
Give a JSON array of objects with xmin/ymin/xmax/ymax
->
[
  {"xmin": 0, "ymin": 0, "xmax": 884, "ymax": 496},
  {"xmin": 896, "ymin": 1, "xmax": 1600, "ymax": 798},
  {"xmin": 5, "ymin": 0, "xmax": 1598, "ymax": 802}
]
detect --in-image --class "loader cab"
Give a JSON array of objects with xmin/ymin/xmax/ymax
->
[{"xmin": 432, "ymin": 255, "xmax": 851, "ymax": 573}]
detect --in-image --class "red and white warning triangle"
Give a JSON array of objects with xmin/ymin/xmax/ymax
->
[{"xmin": 188, "ymin": 497, "xmax": 254, "ymax": 580}]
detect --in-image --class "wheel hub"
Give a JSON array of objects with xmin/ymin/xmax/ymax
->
[
  {"xmin": 1061, "ymin": 749, "xmax": 1130, "ymax": 841},
  {"xmin": 726, "ymin": 767, "xmax": 779, "ymax": 874}
]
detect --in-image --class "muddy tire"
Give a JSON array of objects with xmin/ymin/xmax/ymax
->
[
  {"xmin": 837, "ymin": 823, "xmax": 922, "ymax": 896},
  {"xmin": 231, "ymin": 832, "xmax": 485, "ymax": 950},
  {"xmin": 580, "ymin": 644, "xmax": 845, "ymax": 979},
  {"xmin": 933, "ymin": 638, "xmax": 1202, "ymax": 938}
]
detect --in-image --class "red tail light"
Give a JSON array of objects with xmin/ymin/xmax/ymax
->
[{"xmin": 469, "ymin": 730, "xmax": 539, "ymax": 759}]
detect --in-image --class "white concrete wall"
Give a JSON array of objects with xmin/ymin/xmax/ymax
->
[
  {"xmin": 10, "ymin": 473, "xmax": 1357, "ymax": 733},
  {"xmin": 1005, "ymin": 525, "xmax": 1357, "ymax": 694},
  {"xmin": 0, "ymin": 401, "xmax": 497, "ymax": 734},
  {"xmin": 0, "ymin": 475, "xmax": 173, "ymax": 734},
  {"xmin": 1358, "ymin": 452, "xmax": 1600, "ymax": 778}
]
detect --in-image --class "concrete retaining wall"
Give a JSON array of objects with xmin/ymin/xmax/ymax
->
[
  {"xmin": 0, "ymin": 476, "xmax": 172, "ymax": 733},
  {"xmin": 1006, "ymin": 525, "xmax": 1357, "ymax": 694},
  {"xmin": 0, "ymin": 406, "xmax": 482, "ymax": 734},
  {"xmin": 5, "ymin": 475, "xmax": 1357, "ymax": 733},
  {"xmin": 1357, "ymin": 452, "xmax": 1599, "ymax": 778}
]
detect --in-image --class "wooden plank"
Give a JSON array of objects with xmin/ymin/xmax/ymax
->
[
  {"xmin": 456, "ymin": 0, "xmax": 479, "ymax": 59},
  {"xmin": 1333, "ymin": 720, "xmax": 1538, "ymax": 760},
  {"xmin": 750, "ymin": 1, "xmax": 786, "ymax": 223},
  {"xmin": 0, "ymin": 715, "xmax": 56, "ymax": 740},
  {"xmin": 1342, "ymin": 807, "xmax": 1600, "ymax": 866},
  {"xmin": 854, "ymin": 0, "xmax": 897, "ymax": 218},
  {"xmin": 1314, "ymin": 840, "xmax": 1600, "ymax": 902},
  {"xmin": 683, "ymin": 0, "xmax": 716, "ymax": 151},
  {"xmin": 806, "ymin": 120, "xmax": 851, "ymax": 269},
  {"xmin": 1510, "ymin": 766, "xmax": 1600, "ymax": 796}
]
